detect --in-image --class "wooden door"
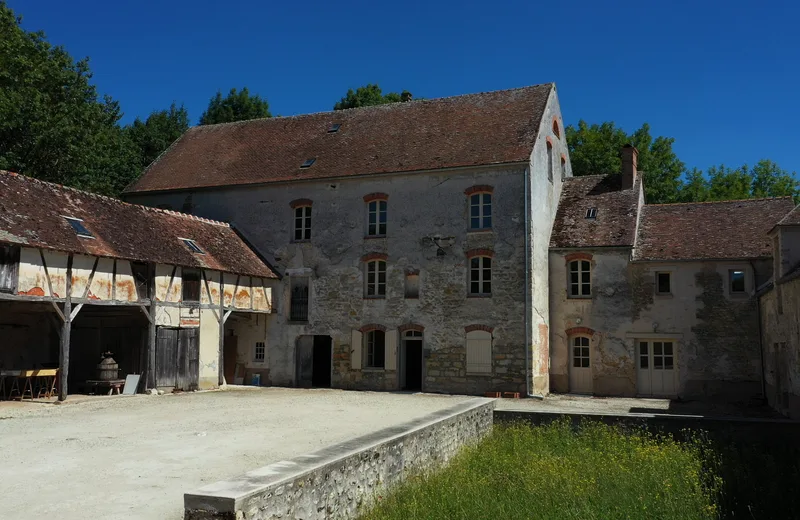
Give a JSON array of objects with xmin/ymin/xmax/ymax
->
[
  {"xmin": 223, "ymin": 336, "xmax": 238, "ymax": 384},
  {"xmin": 295, "ymin": 336, "xmax": 313, "ymax": 388},
  {"xmin": 637, "ymin": 340, "xmax": 677, "ymax": 397},
  {"xmin": 155, "ymin": 328, "xmax": 178, "ymax": 388},
  {"xmin": 178, "ymin": 328, "xmax": 199, "ymax": 391},
  {"xmin": 569, "ymin": 336, "xmax": 592, "ymax": 394}
]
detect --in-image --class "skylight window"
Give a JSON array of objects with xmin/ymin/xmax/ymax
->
[
  {"xmin": 181, "ymin": 238, "xmax": 204, "ymax": 254},
  {"xmin": 328, "ymin": 123, "xmax": 342, "ymax": 133},
  {"xmin": 585, "ymin": 208, "xmax": 597, "ymax": 219},
  {"xmin": 64, "ymin": 217, "xmax": 93, "ymax": 238},
  {"xmin": 300, "ymin": 158, "xmax": 316, "ymax": 168}
]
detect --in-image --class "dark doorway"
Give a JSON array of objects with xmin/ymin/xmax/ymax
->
[
  {"xmin": 404, "ymin": 340, "xmax": 423, "ymax": 391},
  {"xmin": 223, "ymin": 335, "xmax": 238, "ymax": 384},
  {"xmin": 312, "ymin": 335, "xmax": 332, "ymax": 388},
  {"xmin": 155, "ymin": 327, "xmax": 199, "ymax": 390}
]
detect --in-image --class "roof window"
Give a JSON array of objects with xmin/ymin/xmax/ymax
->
[
  {"xmin": 585, "ymin": 208, "xmax": 597, "ymax": 219},
  {"xmin": 328, "ymin": 123, "xmax": 342, "ymax": 133},
  {"xmin": 181, "ymin": 238, "xmax": 204, "ymax": 254},
  {"xmin": 300, "ymin": 158, "xmax": 316, "ymax": 168},
  {"xmin": 64, "ymin": 217, "xmax": 93, "ymax": 238}
]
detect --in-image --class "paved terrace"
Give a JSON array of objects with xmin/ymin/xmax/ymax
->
[{"xmin": 0, "ymin": 388, "xmax": 470, "ymax": 520}]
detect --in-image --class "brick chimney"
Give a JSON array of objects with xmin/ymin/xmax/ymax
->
[{"xmin": 621, "ymin": 144, "xmax": 638, "ymax": 190}]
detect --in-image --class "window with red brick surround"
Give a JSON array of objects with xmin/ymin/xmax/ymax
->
[
  {"xmin": 565, "ymin": 326, "xmax": 595, "ymax": 337},
  {"xmin": 467, "ymin": 250, "xmax": 493, "ymax": 296},
  {"xmin": 399, "ymin": 323, "xmax": 425, "ymax": 333},
  {"xmin": 466, "ymin": 186, "xmax": 493, "ymax": 231},
  {"xmin": 289, "ymin": 198, "xmax": 313, "ymax": 209},
  {"xmin": 552, "ymin": 117, "xmax": 561, "ymax": 139},
  {"xmin": 564, "ymin": 252, "xmax": 593, "ymax": 263},
  {"xmin": 363, "ymin": 192, "xmax": 389, "ymax": 203},
  {"xmin": 465, "ymin": 324, "xmax": 494, "ymax": 334},
  {"xmin": 359, "ymin": 324, "xmax": 387, "ymax": 333}
]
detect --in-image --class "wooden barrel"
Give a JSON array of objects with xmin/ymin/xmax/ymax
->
[{"xmin": 97, "ymin": 352, "xmax": 119, "ymax": 381}]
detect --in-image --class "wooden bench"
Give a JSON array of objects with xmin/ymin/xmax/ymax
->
[
  {"xmin": 84, "ymin": 379, "xmax": 126, "ymax": 395},
  {"xmin": 0, "ymin": 369, "xmax": 59, "ymax": 400}
]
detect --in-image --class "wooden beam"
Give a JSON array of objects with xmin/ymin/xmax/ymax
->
[
  {"xmin": 59, "ymin": 255, "xmax": 74, "ymax": 401},
  {"xmin": 222, "ymin": 309, "xmax": 232, "ymax": 324},
  {"xmin": 81, "ymin": 257, "xmax": 99, "ymax": 299},
  {"xmin": 201, "ymin": 270, "xmax": 219, "ymax": 322},
  {"xmin": 69, "ymin": 303, "xmax": 84, "ymax": 321},
  {"xmin": 146, "ymin": 263, "xmax": 157, "ymax": 391},
  {"xmin": 138, "ymin": 304, "xmax": 153, "ymax": 324},
  {"xmin": 51, "ymin": 301, "xmax": 65, "ymax": 322},
  {"xmin": 218, "ymin": 274, "xmax": 225, "ymax": 386},
  {"xmin": 39, "ymin": 249, "xmax": 56, "ymax": 298}
]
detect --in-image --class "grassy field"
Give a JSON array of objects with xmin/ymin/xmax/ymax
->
[{"xmin": 360, "ymin": 419, "xmax": 719, "ymax": 520}]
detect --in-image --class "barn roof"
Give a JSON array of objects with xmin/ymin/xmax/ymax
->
[
  {"xmin": 0, "ymin": 171, "xmax": 277, "ymax": 278},
  {"xmin": 125, "ymin": 84, "xmax": 554, "ymax": 193}
]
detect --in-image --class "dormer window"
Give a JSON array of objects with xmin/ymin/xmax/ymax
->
[
  {"xmin": 300, "ymin": 158, "xmax": 316, "ymax": 168},
  {"xmin": 328, "ymin": 123, "xmax": 341, "ymax": 133},
  {"xmin": 585, "ymin": 208, "xmax": 597, "ymax": 219},
  {"xmin": 64, "ymin": 217, "xmax": 93, "ymax": 238},
  {"xmin": 181, "ymin": 238, "xmax": 204, "ymax": 254}
]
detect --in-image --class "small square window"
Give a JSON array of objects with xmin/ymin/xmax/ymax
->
[
  {"xmin": 585, "ymin": 208, "xmax": 597, "ymax": 219},
  {"xmin": 300, "ymin": 158, "xmax": 316, "ymax": 168},
  {"xmin": 328, "ymin": 123, "xmax": 341, "ymax": 133},
  {"xmin": 656, "ymin": 272, "xmax": 671, "ymax": 294},
  {"xmin": 729, "ymin": 270, "xmax": 745, "ymax": 293}
]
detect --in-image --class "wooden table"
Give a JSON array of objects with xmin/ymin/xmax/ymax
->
[
  {"xmin": 0, "ymin": 369, "xmax": 59, "ymax": 400},
  {"xmin": 85, "ymin": 379, "xmax": 126, "ymax": 395}
]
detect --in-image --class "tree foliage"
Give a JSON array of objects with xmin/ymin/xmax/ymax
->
[
  {"xmin": 199, "ymin": 87, "xmax": 271, "ymax": 125},
  {"xmin": 0, "ymin": 2, "xmax": 140, "ymax": 195},
  {"xmin": 125, "ymin": 103, "xmax": 189, "ymax": 170},
  {"xmin": 567, "ymin": 120, "xmax": 799, "ymax": 204},
  {"xmin": 333, "ymin": 84, "xmax": 414, "ymax": 110}
]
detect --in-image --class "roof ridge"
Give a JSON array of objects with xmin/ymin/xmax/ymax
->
[
  {"xmin": 0, "ymin": 170, "xmax": 231, "ymax": 227},
  {"xmin": 190, "ymin": 83, "xmax": 555, "ymax": 130},
  {"xmin": 646, "ymin": 196, "xmax": 793, "ymax": 207}
]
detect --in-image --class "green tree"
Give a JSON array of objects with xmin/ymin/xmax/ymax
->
[
  {"xmin": 0, "ymin": 2, "xmax": 139, "ymax": 195},
  {"xmin": 566, "ymin": 121, "xmax": 684, "ymax": 204},
  {"xmin": 333, "ymin": 84, "xmax": 414, "ymax": 110},
  {"xmin": 706, "ymin": 165, "xmax": 752, "ymax": 200},
  {"xmin": 125, "ymin": 103, "xmax": 189, "ymax": 170},
  {"xmin": 679, "ymin": 168, "xmax": 710, "ymax": 202},
  {"xmin": 199, "ymin": 87, "xmax": 271, "ymax": 125},
  {"xmin": 749, "ymin": 159, "xmax": 799, "ymax": 199}
]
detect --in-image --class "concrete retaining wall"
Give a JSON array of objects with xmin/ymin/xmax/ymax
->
[{"xmin": 185, "ymin": 397, "xmax": 495, "ymax": 520}]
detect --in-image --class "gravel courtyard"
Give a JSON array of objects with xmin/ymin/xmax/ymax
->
[{"xmin": 0, "ymin": 388, "xmax": 470, "ymax": 520}]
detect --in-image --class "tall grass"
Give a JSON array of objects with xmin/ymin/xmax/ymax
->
[{"xmin": 360, "ymin": 419, "xmax": 719, "ymax": 520}]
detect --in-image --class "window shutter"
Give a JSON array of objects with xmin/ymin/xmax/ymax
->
[
  {"xmin": 351, "ymin": 329, "xmax": 363, "ymax": 370},
  {"xmin": 466, "ymin": 330, "xmax": 492, "ymax": 374},
  {"xmin": 385, "ymin": 329, "xmax": 398, "ymax": 371}
]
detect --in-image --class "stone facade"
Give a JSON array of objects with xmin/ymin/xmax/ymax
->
[
  {"xmin": 184, "ymin": 398, "xmax": 495, "ymax": 520},
  {"xmin": 127, "ymin": 90, "xmax": 570, "ymax": 396}
]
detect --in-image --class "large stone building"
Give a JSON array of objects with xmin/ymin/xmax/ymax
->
[
  {"xmin": 125, "ymin": 84, "xmax": 570, "ymax": 397},
  {"xmin": 123, "ymin": 83, "xmax": 800, "ymax": 404}
]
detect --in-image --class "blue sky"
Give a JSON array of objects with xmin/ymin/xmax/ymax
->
[{"xmin": 11, "ymin": 0, "xmax": 800, "ymax": 174}]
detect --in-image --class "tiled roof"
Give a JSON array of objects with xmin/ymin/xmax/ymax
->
[
  {"xmin": 775, "ymin": 203, "xmax": 800, "ymax": 226},
  {"xmin": 550, "ymin": 175, "xmax": 641, "ymax": 248},
  {"xmin": 0, "ymin": 171, "xmax": 277, "ymax": 278},
  {"xmin": 634, "ymin": 197, "xmax": 795, "ymax": 261},
  {"xmin": 125, "ymin": 84, "xmax": 554, "ymax": 193}
]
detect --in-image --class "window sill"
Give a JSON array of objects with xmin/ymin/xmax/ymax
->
[
  {"xmin": 467, "ymin": 294, "xmax": 492, "ymax": 299},
  {"xmin": 567, "ymin": 295, "xmax": 592, "ymax": 300},
  {"xmin": 363, "ymin": 296, "xmax": 386, "ymax": 300},
  {"xmin": 404, "ymin": 296, "xmax": 419, "ymax": 300},
  {"xmin": 287, "ymin": 320, "xmax": 309, "ymax": 325},
  {"xmin": 467, "ymin": 228, "xmax": 493, "ymax": 234},
  {"xmin": 655, "ymin": 293, "xmax": 673, "ymax": 299},
  {"xmin": 361, "ymin": 367, "xmax": 385, "ymax": 372},
  {"xmin": 291, "ymin": 239, "xmax": 311, "ymax": 244},
  {"xmin": 363, "ymin": 235, "xmax": 387, "ymax": 240}
]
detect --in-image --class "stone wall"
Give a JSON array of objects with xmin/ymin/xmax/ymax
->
[
  {"xmin": 184, "ymin": 398, "xmax": 495, "ymax": 520},
  {"xmin": 760, "ymin": 273, "xmax": 800, "ymax": 418},
  {"xmin": 550, "ymin": 249, "xmax": 768, "ymax": 401}
]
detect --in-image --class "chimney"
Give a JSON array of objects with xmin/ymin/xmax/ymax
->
[{"xmin": 621, "ymin": 144, "xmax": 638, "ymax": 190}]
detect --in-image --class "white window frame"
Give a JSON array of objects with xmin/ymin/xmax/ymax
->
[
  {"xmin": 469, "ymin": 192, "xmax": 492, "ymax": 230},
  {"xmin": 572, "ymin": 336, "xmax": 590, "ymax": 368},
  {"xmin": 254, "ymin": 341, "xmax": 265, "ymax": 362},
  {"xmin": 366, "ymin": 200, "xmax": 387, "ymax": 237},
  {"xmin": 568, "ymin": 260, "xmax": 591, "ymax": 298},
  {"xmin": 365, "ymin": 260, "xmax": 387, "ymax": 298},
  {"xmin": 293, "ymin": 205, "xmax": 311, "ymax": 241},
  {"xmin": 364, "ymin": 329, "xmax": 386, "ymax": 369},
  {"xmin": 468, "ymin": 256, "xmax": 492, "ymax": 296}
]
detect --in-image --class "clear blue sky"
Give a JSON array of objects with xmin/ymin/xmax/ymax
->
[{"xmin": 11, "ymin": 0, "xmax": 800, "ymax": 174}]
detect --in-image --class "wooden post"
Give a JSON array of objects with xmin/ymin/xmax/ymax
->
[
  {"xmin": 146, "ymin": 263, "xmax": 157, "ymax": 390},
  {"xmin": 59, "ymin": 255, "xmax": 73, "ymax": 401},
  {"xmin": 218, "ymin": 274, "xmax": 225, "ymax": 386}
]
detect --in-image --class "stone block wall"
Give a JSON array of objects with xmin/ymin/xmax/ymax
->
[{"xmin": 184, "ymin": 398, "xmax": 494, "ymax": 520}]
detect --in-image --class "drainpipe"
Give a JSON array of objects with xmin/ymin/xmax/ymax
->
[{"xmin": 751, "ymin": 260, "xmax": 767, "ymax": 401}]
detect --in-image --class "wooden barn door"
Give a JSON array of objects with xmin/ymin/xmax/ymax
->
[
  {"xmin": 156, "ymin": 328, "xmax": 178, "ymax": 388},
  {"xmin": 156, "ymin": 327, "xmax": 199, "ymax": 390}
]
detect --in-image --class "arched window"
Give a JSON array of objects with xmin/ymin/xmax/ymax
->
[
  {"xmin": 404, "ymin": 329, "xmax": 422, "ymax": 338},
  {"xmin": 569, "ymin": 260, "xmax": 591, "ymax": 297},
  {"xmin": 561, "ymin": 155, "xmax": 567, "ymax": 179},
  {"xmin": 552, "ymin": 118, "xmax": 561, "ymax": 139},
  {"xmin": 365, "ymin": 259, "xmax": 387, "ymax": 297},
  {"xmin": 546, "ymin": 141, "xmax": 554, "ymax": 183}
]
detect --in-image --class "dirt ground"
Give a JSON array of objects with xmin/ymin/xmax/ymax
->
[{"xmin": 0, "ymin": 388, "xmax": 470, "ymax": 520}]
